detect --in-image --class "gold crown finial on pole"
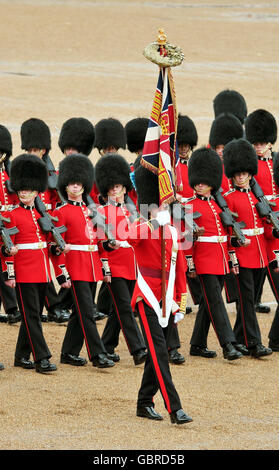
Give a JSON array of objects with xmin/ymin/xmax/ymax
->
[{"xmin": 143, "ymin": 30, "xmax": 184, "ymax": 67}]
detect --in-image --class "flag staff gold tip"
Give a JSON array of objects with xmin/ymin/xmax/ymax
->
[{"xmin": 143, "ymin": 29, "xmax": 184, "ymax": 67}]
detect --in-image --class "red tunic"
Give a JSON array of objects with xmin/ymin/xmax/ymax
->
[
  {"xmin": 176, "ymin": 160, "xmax": 195, "ymax": 200},
  {"xmin": 224, "ymin": 188, "xmax": 268, "ymax": 268},
  {"xmin": 52, "ymin": 201, "xmax": 104, "ymax": 282},
  {"xmin": 98, "ymin": 201, "xmax": 137, "ymax": 280},
  {"xmin": 0, "ymin": 168, "xmax": 19, "ymax": 209},
  {"xmin": 188, "ymin": 195, "xmax": 230, "ymax": 275},
  {"xmin": 262, "ymin": 195, "xmax": 279, "ymax": 265},
  {"xmin": 254, "ymin": 156, "xmax": 277, "ymax": 199},
  {"xmin": 126, "ymin": 219, "xmax": 187, "ymax": 310},
  {"xmin": 0, "ymin": 203, "xmax": 66, "ymax": 283}
]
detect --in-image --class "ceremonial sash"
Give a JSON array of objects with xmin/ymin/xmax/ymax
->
[{"xmin": 137, "ymin": 225, "xmax": 180, "ymax": 328}]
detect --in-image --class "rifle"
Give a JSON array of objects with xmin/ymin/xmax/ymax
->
[
  {"xmin": 34, "ymin": 196, "xmax": 67, "ymax": 252},
  {"xmin": 212, "ymin": 189, "xmax": 246, "ymax": 246},
  {"xmin": 0, "ymin": 213, "xmax": 19, "ymax": 253},
  {"xmin": 250, "ymin": 177, "xmax": 279, "ymax": 234},
  {"xmin": 171, "ymin": 201, "xmax": 204, "ymax": 241},
  {"xmin": 43, "ymin": 154, "xmax": 59, "ymax": 190},
  {"xmin": 84, "ymin": 193, "xmax": 116, "ymax": 246}
]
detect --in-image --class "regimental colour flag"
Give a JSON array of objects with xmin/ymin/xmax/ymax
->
[{"xmin": 141, "ymin": 66, "xmax": 182, "ymax": 206}]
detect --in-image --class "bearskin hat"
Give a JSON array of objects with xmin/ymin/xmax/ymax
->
[
  {"xmin": 244, "ymin": 109, "xmax": 277, "ymax": 144},
  {"xmin": 58, "ymin": 117, "xmax": 95, "ymax": 155},
  {"xmin": 188, "ymin": 147, "xmax": 223, "ymax": 192},
  {"xmin": 10, "ymin": 154, "xmax": 48, "ymax": 193},
  {"xmin": 95, "ymin": 153, "xmax": 133, "ymax": 198},
  {"xmin": 94, "ymin": 118, "xmax": 126, "ymax": 151},
  {"xmin": 0, "ymin": 124, "xmax": 12, "ymax": 157},
  {"xmin": 209, "ymin": 113, "xmax": 243, "ymax": 148},
  {"xmin": 177, "ymin": 114, "xmax": 198, "ymax": 149},
  {"xmin": 58, "ymin": 153, "xmax": 94, "ymax": 200},
  {"xmin": 223, "ymin": 138, "xmax": 258, "ymax": 179},
  {"xmin": 134, "ymin": 163, "xmax": 159, "ymax": 211},
  {"xmin": 213, "ymin": 89, "xmax": 247, "ymax": 124},
  {"xmin": 125, "ymin": 118, "xmax": 148, "ymax": 153},
  {"xmin": 20, "ymin": 118, "xmax": 51, "ymax": 151},
  {"xmin": 272, "ymin": 152, "xmax": 279, "ymax": 187}
]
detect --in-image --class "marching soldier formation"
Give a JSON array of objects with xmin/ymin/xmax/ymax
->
[{"xmin": 0, "ymin": 88, "xmax": 279, "ymax": 424}]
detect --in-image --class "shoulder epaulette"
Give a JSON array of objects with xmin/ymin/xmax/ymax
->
[
  {"xmin": 223, "ymin": 188, "xmax": 235, "ymax": 197},
  {"xmin": 55, "ymin": 201, "xmax": 67, "ymax": 210}
]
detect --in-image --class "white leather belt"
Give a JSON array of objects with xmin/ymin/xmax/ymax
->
[
  {"xmin": 197, "ymin": 235, "xmax": 227, "ymax": 243},
  {"xmin": 0, "ymin": 205, "xmax": 13, "ymax": 212},
  {"xmin": 242, "ymin": 228, "xmax": 264, "ymax": 236},
  {"xmin": 70, "ymin": 244, "xmax": 98, "ymax": 252},
  {"xmin": 17, "ymin": 242, "xmax": 47, "ymax": 250},
  {"xmin": 119, "ymin": 241, "xmax": 131, "ymax": 248}
]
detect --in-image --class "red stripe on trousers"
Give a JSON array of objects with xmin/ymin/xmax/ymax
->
[
  {"xmin": 72, "ymin": 283, "xmax": 92, "ymax": 360},
  {"xmin": 18, "ymin": 284, "xmax": 37, "ymax": 361},
  {"xmin": 107, "ymin": 283, "xmax": 131, "ymax": 353},
  {"xmin": 138, "ymin": 301, "xmax": 171, "ymax": 413},
  {"xmin": 199, "ymin": 276, "xmax": 219, "ymax": 341},
  {"xmin": 235, "ymin": 274, "xmax": 248, "ymax": 347}
]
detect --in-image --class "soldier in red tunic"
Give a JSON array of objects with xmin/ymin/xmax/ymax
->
[
  {"xmin": 0, "ymin": 124, "xmax": 21, "ymax": 325},
  {"xmin": 265, "ymin": 153, "xmax": 279, "ymax": 351},
  {"xmin": 244, "ymin": 109, "xmax": 278, "ymax": 314},
  {"xmin": 54, "ymin": 153, "xmax": 115, "ymax": 369},
  {"xmin": 20, "ymin": 118, "xmax": 69, "ymax": 323},
  {"xmin": 187, "ymin": 147, "xmax": 243, "ymax": 360},
  {"xmin": 223, "ymin": 138, "xmax": 273, "ymax": 357},
  {"xmin": 126, "ymin": 163, "xmax": 192, "ymax": 424},
  {"xmin": 95, "ymin": 152, "xmax": 147, "ymax": 365},
  {"xmin": 1, "ymin": 154, "xmax": 70, "ymax": 372},
  {"xmin": 57, "ymin": 116, "xmax": 103, "ymax": 320},
  {"xmin": 176, "ymin": 114, "xmax": 198, "ymax": 201}
]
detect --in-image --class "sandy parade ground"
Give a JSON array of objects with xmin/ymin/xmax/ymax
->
[{"xmin": 1, "ymin": 0, "xmax": 279, "ymax": 456}]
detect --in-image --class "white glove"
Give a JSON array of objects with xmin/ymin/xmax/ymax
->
[{"xmin": 156, "ymin": 209, "xmax": 171, "ymax": 226}]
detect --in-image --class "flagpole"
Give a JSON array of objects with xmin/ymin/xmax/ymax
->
[{"xmin": 142, "ymin": 30, "xmax": 184, "ymax": 319}]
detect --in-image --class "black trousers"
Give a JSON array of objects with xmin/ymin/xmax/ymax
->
[
  {"xmin": 190, "ymin": 274, "xmax": 236, "ymax": 348},
  {"xmin": 102, "ymin": 278, "xmax": 146, "ymax": 355},
  {"xmin": 234, "ymin": 267, "xmax": 263, "ymax": 347},
  {"xmin": 266, "ymin": 264, "xmax": 279, "ymax": 343},
  {"xmin": 137, "ymin": 301, "xmax": 182, "ymax": 414},
  {"xmin": 96, "ymin": 281, "xmax": 113, "ymax": 314},
  {"xmin": 0, "ymin": 264, "xmax": 18, "ymax": 313},
  {"xmin": 61, "ymin": 281, "xmax": 106, "ymax": 360},
  {"xmin": 186, "ymin": 273, "xmax": 202, "ymax": 305},
  {"xmin": 15, "ymin": 282, "xmax": 51, "ymax": 362}
]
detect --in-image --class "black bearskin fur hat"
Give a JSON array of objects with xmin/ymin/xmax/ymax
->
[
  {"xmin": 125, "ymin": 118, "xmax": 148, "ymax": 153},
  {"xmin": 213, "ymin": 89, "xmax": 247, "ymax": 124},
  {"xmin": 177, "ymin": 114, "xmax": 198, "ymax": 149},
  {"xmin": 134, "ymin": 163, "xmax": 160, "ymax": 211},
  {"xmin": 58, "ymin": 153, "xmax": 94, "ymax": 200},
  {"xmin": 188, "ymin": 147, "xmax": 223, "ymax": 192},
  {"xmin": 209, "ymin": 113, "xmax": 243, "ymax": 148},
  {"xmin": 10, "ymin": 154, "xmax": 48, "ymax": 193},
  {"xmin": 223, "ymin": 138, "xmax": 258, "ymax": 179},
  {"xmin": 21, "ymin": 118, "xmax": 51, "ymax": 151},
  {"xmin": 272, "ymin": 152, "xmax": 279, "ymax": 188},
  {"xmin": 0, "ymin": 124, "xmax": 12, "ymax": 157},
  {"xmin": 245, "ymin": 109, "xmax": 277, "ymax": 144},
  {"xmin": 95, "ymin": 153, "xmax": 133, "ymax": 198},
  {"xmin": 94, "ymin": 118, "xmax": 126, "ymax": 151},
  {"xmin": 58, "ymin": 117, "xmax": 95, "ymax": 155}
]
